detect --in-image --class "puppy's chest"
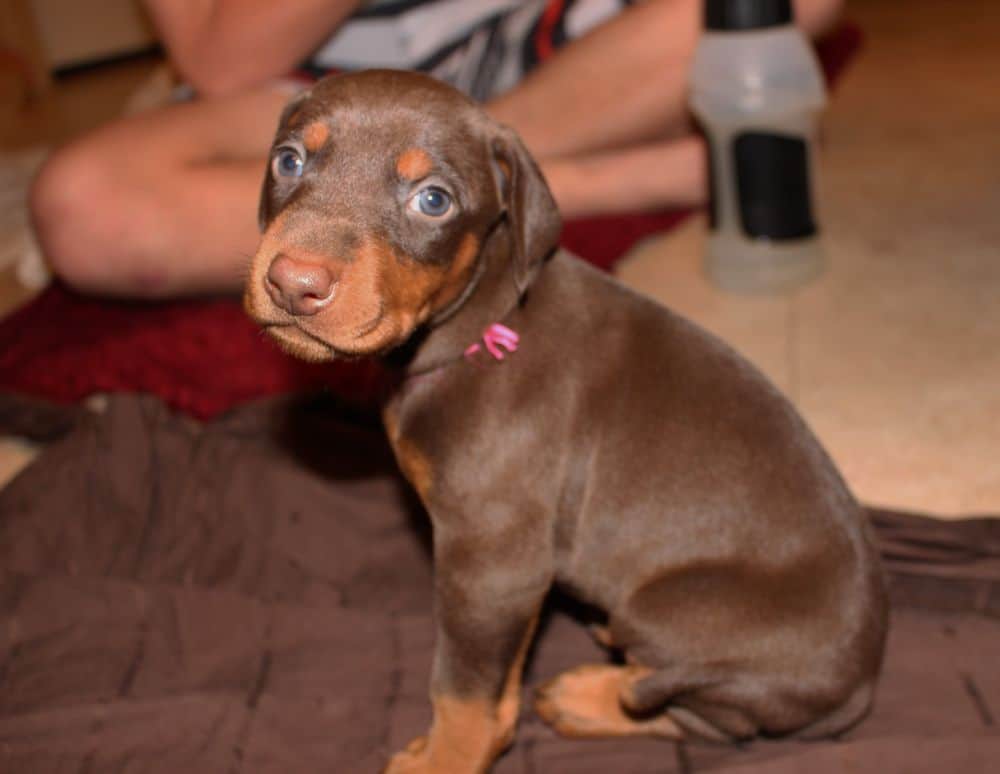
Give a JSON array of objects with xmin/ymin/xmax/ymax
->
[
  {"xmin": 382, "ymin": 374, "xmax": 531, "ymax": 508},
  {"xmin": 381, "ymin": 390, "xmax": 466, "ymax": 505},
  {"xmin": 382, "ymin": 398, "xmax": 430, "ymax": 499}
]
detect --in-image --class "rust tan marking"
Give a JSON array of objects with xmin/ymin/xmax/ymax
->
[
  {"xmin": 427, "ymin": 232, "xmax": 480, "ymax": 315},
  {"xmin": 288, "ymin": 237, "xmax": 385, "ymax": 356},
  {"xmin": 396, "ymin": 147, "xmax": 434, "ymax": 180},
  {"xmin": 385, "ymin": 695, "xmax": 510, "ymax": 774},
  {"xmin": 386, "ymin": 615, "xmax": 540, "ymax": 772},
  {"xmin": 302, "ymin": 121, "xmax": 329, "ymax": 152},
  {"xmin": 259, "ymin": 229, "xmax": 479, "ymax": 359},
  {"xmin": 366, "ymin": 233, "xmax": 477, "ymax": 348},
  {"xmin": 384, "ymin": 379, "xmax": 432, "ymax": 500},
  {"xmin": 269, "ymin": 237, "xmax": 416, "ymax": 359},
  {"xmin": 382, "ymin": 405, "xmax": 432, "ymax": 499},
  {"xmin": 393, "ymin": 435, "xmax": 433, "ymax": 501},
  {"xmin": 382, "ymin": 404, "xmax": 401, "ymax": 443},
  {"xmin": 535, "ymin": 664, "xmax": 683, "ymax": 740},
  {"xmin": 496, "ymin": 612, "xmax": 540, "ymax": 748}
]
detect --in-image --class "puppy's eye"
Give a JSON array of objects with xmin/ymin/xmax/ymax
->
[
  {"xmin": 409, "ymin": 186, "xmax": 452, "ymax": 217},
  {"xmin": 273, "ymin": 148, "xmax": 304, "ymax": 178}
]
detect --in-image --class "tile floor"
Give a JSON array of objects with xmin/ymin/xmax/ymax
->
[
  {"xmin": 1, "ymin": 0, "xmax": 997, "ymax": 516},
  {"xmin": 619, "ymin": 0, "xmax": 1000, "ymax": 516}
]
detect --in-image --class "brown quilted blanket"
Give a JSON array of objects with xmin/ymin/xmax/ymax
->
[{"xmin": 1, "ymin": 394, "xmax": 998, "ymax": 773}]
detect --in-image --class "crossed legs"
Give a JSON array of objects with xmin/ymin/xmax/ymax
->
[{"xmin": 29, "ymin": 83, "xmax": 290, "ymax": 297}]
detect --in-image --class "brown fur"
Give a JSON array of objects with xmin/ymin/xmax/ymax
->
[
  {"xmin": 496, "ymin": 611, "xmax": 540, "ymax": 741},
  {"xmin": 244, "ymin": 70, "xmax": 888, "ymax": 774}
]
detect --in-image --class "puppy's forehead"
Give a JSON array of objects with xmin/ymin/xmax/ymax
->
[
  {"xmin": 311, "ymin": 68, "xmax": 479, "ymax": 112},
  {"xmin": 282, "ymin": 70, "xmax": 483, "ymax": 146}
]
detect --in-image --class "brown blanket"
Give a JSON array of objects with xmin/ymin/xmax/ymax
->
[{"xmin": 1, "ymin": 394, "xmax": 998, "ymax": 773}]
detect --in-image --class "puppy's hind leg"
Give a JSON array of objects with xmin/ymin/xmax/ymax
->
[
  {"xmin": 535, "ymin": 664, "xmax": 683, "ymax": 740},
  {"xmin": 624, "ymin": 666, "xmax": 842, "ymax": 743},
  {"xmin": 617, "ymin": 664, "xmax": 756, "ymax": 743}
]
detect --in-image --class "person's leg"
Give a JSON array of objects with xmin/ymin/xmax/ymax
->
[
  {"xmin": 542, "ymin": 135, "xmax": 705, "ymax": 219},
  {"xmin": 30, "ymin": 0, "xmax": 845, "ymax": 299},
  {"xmin": 30, "ymin": 83, "xmax": 292, "ymax": 297},
  {"xmin": 488, "ymin": 0, "xmax": 844, "ymax": 217}
]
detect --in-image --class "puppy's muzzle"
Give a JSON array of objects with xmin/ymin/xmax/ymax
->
[{"xmin": 265, "ymin": 253, "xmax": 339, "ymax": 317}]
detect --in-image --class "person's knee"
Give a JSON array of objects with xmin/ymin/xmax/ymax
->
[{"xmin": 29, "ymin": 140, "xmax": 138, "ymax": 293}]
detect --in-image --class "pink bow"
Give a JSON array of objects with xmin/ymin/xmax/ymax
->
[{"xmin": 464, "ymin": 323, "xmax": 520, "ymax": 362}]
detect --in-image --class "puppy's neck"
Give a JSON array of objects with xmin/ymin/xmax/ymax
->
[{"xmin": 391, "ymin": 224, "xmax": 526, "ymax": 378}]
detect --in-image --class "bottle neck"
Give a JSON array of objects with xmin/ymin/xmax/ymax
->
[{"xmin": 704, "ymin": 0, "xmax": 793, "ymax": 31}]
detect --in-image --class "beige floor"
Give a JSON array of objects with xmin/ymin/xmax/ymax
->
[
  {"xmin": 619, "ymin": 0, "xmax": 1000, "ymax": 517},
  {"xmin": 1, "ymin": 0, "xmax": 997, "ymax": 516}
]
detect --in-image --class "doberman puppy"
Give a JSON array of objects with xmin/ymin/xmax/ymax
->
[{"xmin": 244, "ymin": 70, "xmax": 888, "ymax": 773}]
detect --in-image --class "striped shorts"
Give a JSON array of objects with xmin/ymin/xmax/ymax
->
[{"xmin": 298, "ymin": 0, "xmax": 634, "ymax": 101}]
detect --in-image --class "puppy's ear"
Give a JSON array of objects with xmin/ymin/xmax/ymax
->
[
  {"xmin": 258, "ymin": 90, "xmax": 311, "ymax": 232},
  {"xmin": 490, "ymin": 125, "xmax": 562, "ymax": 295}
]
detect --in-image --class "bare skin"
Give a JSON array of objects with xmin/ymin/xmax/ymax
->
[{"xmin": 29, "ymin": 0, "xmax": 843, "ymax": 298}]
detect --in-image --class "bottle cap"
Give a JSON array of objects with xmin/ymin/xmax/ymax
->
[{"xmin": 704, "ymin": 0, "xmax": 793, "ymax": 30}]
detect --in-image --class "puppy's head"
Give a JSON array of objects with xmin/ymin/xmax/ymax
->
[{"xmin": 244, "ymin": 69, "xmax": 560, "ymax": 362}]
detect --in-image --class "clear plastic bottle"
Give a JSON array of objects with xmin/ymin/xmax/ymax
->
[{"xmin": 690, "ymin": 0, "xmax": 827, "ymax": 292}]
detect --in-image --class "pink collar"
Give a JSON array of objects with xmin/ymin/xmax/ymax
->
[
  {"xmin": 464, "ymin": 323, "xmax": 520, "ymax": 362},
  {"xmin": 400, "ymin": 322, "xmax": 520, "ymax": 384}
]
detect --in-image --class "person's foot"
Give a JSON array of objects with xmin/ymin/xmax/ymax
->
[{"xmin": 0, "ymin": 147, "xmax": 51, "ymax": 302}]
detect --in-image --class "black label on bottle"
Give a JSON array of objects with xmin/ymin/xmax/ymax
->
[{"xmin": 732, "ymin": 132, "xmax": 817, "ymax": 240}]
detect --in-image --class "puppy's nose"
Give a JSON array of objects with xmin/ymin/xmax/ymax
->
[{"xmin": 265, "ymin": 254, "xmax": 338, "ymax": 316}]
